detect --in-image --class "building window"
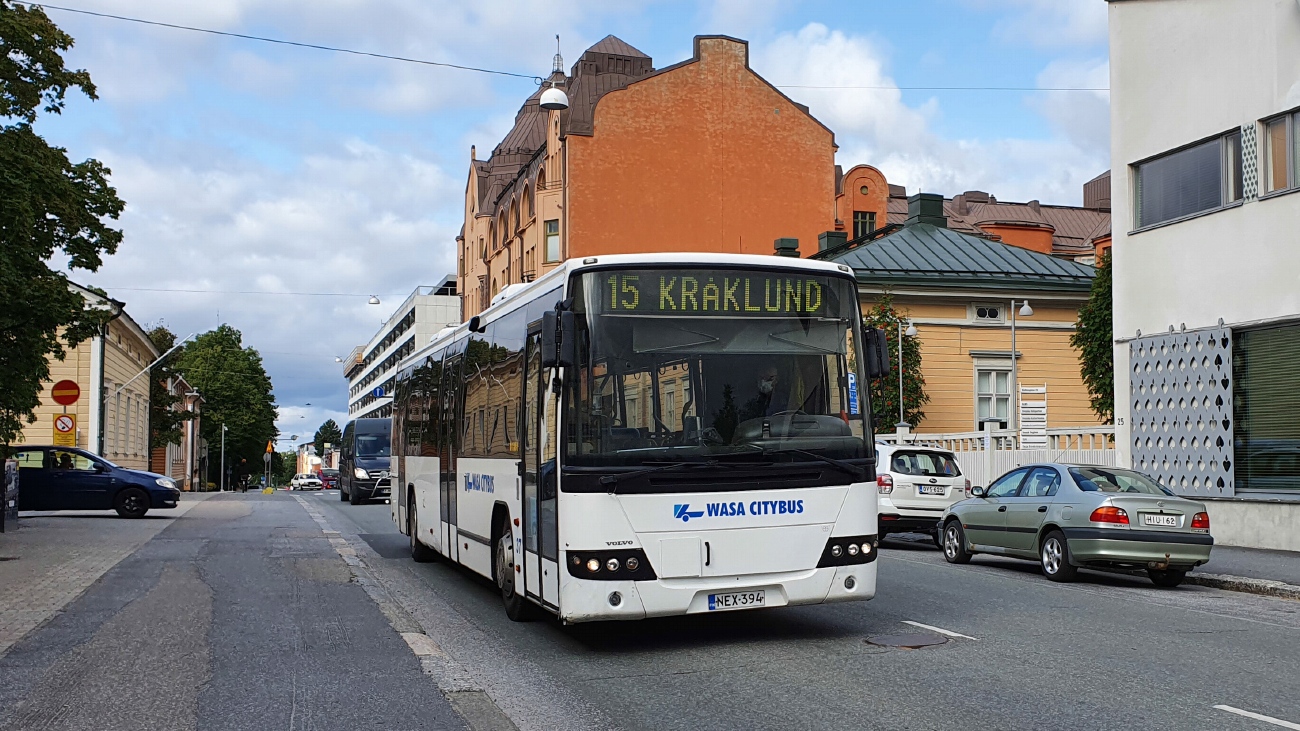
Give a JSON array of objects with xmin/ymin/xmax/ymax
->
[
  {"xmin": 1233, "ymin": 323, "xmax": 1300, "ymax": 493},
  {"xmin": 1134, "ymin": 130, "xmax": 1242, "ymax": 229},
  {"xmin": 1263, "ymin": 110, "xmax": 1300, "ymax": 195},
  {"xmin": 544, "ymin": 219, "xmax": 560, "ymax": 263},
  {"xmin": 973, "ymin": 303, "xmax": 1004, "ymax": 322},
  {"xmin": 852, "ymin": 211, "xmax": 875, "ymax": 239},
  {"xmin": 976, "ymin": 369, "xmax": 1011, "ymax": 425}
]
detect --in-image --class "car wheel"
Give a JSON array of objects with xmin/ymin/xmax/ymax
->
[
  {"xmin": 114, "ymin": 487, "xmax": 150, "ymax": 519},
  {"xmin": 1040, "ymin": 530, "xmax": 1078, "ymax": 582},
  {"xmin": 409, "ymin": 500, "xmax": 436, "ymax": 563},
  {"xmin": 942, "ymin": 520, "xmax": 972, "ymax": 564},
  {"xmin": 349, "ymin": 485, "xmax": 363, "ymax": 505},
  {"xmin": 1147, "ymin": 568, "xmax": 1187, "ymax": 588},
  {"xmin": 495, "ymin": 520, "xmax": 534, "ymax": 622},
  {"xmin": 339, "ymin": 485, "xmax": 348, "ymax": 501}
]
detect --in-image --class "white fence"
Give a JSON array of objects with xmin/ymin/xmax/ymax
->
[{"xmin": 877, "ymin": 427, "xmax": 1118, "ymax": 488}]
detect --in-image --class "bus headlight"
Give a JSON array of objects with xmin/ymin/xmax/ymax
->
[
  {"xmin": 586, "ymin": 558, "xmax": 601, "ymax": 573},
  {"xmin": 847, "ymin": 544, "xmax": 860, "ymax": 556},
  {"xmin": 605, "ymin": 558, "xmax": 621, "ymax": 572},
  {"xmin": 831, "ymin": 545, "xmax": 843, "ymax": 557},
  {"xmin": 818, "ymin": 535, "xmax": 879, "ymax": 568}
]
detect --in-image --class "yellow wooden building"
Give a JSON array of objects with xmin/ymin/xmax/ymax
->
[
  {"xmin": 821, "ymin": 194, "xmax": 1103, "ymax": 435},
  {"xmin": 18, "ymin": 283, "xmax": 160, "ymax": 472}
]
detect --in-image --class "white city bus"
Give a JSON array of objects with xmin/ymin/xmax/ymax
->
[{"xmin": 391, "ymin": 253, "xmax": 886, "ymax": 623}]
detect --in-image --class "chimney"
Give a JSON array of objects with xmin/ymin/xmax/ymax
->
[
  {"xmin": 773, "ymin": 237, "xmax": 800, "ymax": 258},
  {"xmin": 818, "ymin": 231, "xmax": 847, "ymax": 252},
  {"xmin": 906, "ymin": 193, "xmax": 947, "ymax": 228},
  {"xmin": 470, "ymin": 145, "xmax": 476, "ymax": 161}
]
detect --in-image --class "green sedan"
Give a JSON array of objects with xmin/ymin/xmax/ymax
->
[{"xmin": 939, "ymin": 463, "xmax": 1214, "ymax": 587}]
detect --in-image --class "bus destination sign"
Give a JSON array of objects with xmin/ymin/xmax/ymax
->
[{"xmin": 600, "ymin": 271, "xmax": 833, "ymax": 317}]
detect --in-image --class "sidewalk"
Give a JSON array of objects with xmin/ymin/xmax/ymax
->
[{"xmin": 0, "ymin": 494, "xmax": 213, "ymax": 657}]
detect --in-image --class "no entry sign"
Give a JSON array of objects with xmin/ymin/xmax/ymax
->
[{"xmin": 51, "ymin": 380, "xmax": 81, "ymax": 406}]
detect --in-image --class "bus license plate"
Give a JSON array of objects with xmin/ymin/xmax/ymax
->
[
  {"xmin": 1143, "ymin": 514, "xmax": 1179, "ymax": 527},
  {"xmin": 708, "ymin": 590, "xmax": 765, "ymax": 611}
]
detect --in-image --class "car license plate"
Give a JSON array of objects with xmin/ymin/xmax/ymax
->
[
  {"xmin": 917, "ymin": 485, "xmax": 945, "ymax": 495},
  {"xmin": 708, "ymin": 590, "xmax": 765, "ymax": 611},
  {"xmin": 1143, "ymin": 514, "xmax": 1179, "ymax": 527}
]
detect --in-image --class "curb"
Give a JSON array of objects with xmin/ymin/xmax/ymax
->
[{"xmin": 1184, "ymin": 572, "xmax": 1300, "ymax": 601}]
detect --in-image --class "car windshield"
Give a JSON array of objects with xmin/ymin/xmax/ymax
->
[
  {"xmin": 355, "ymin": 432, "xmax": 390, "ymax": 458},
  {"xmin": 565, "ymin": 268, "xmax": 869, "ymax": 469},
  {"xmin": 1070, "ymin": 467, "xmax": 1175, "ymax": 496},
  {"xmin": 888, "ymin": 450, "xmax": 961, "ymax": 477}
]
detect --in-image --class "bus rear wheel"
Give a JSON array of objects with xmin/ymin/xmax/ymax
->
[{"xmin": 495, "ymin": 521, "xmax": 534, "ymax": 622}]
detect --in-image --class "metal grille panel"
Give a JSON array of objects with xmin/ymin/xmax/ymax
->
[
  {"xmin": 1242, "ymin": 123, "xmax": 1259, "ymax": 202},
  {"xmin": 1129, "ymin": 327, "xmax": 1234, "ymax": 496}
]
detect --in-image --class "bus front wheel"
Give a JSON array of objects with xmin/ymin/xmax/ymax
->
[{"xmin": 495, "ymin": 521, "xmax": 534, "ymax": 622}]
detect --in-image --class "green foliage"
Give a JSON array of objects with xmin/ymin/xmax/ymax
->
[
  {"xmin": 860, "ymin": 293, "xmax": 929, "ymax": 428},
  {"xmin": 173, "ymin": 325, "xmax": 277, "ymax": 482},
  {"xmin": 146, "ymin": 326, "xmax": 194, "ymax": 450},
  {"xmin": 313, "ymin": 419, "xmax": 342, "ymax": 460},
  {"xmin": 1071, "ymin": 252, "xmax": 1113, "ymax": 423},
  {"xmin": 0, "ymin": 2, "xmax": 123, "ymax": 447},
  {"xmin": 272, "ymin": 450, "xmax": 296, "ymax": 487}
]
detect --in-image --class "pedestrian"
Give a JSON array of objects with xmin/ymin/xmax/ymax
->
[{"xmin": 236, "ymin": 459, "xmax": 251, "ymax": 493}]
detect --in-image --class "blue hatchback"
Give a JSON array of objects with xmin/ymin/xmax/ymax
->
[{"xmin": 13, "ymin": 446, "xmax": 182, "ymax": 518}]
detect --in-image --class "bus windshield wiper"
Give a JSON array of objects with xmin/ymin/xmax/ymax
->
[
  {"xmin": 734, "ymin": 444, "xmax": 866, "ymax": 482},
  {"xmin": 599, "ymin": 460, "xmax": 720, "ymax": 494}
]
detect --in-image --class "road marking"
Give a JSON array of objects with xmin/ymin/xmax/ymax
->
[
  {"xmin": 1214, "ymin": 705, "xmax": 1300, "ymax": 729},
  {"xmin": 902, "ymin": 620, "xmax": 978, "ymax": 641}
]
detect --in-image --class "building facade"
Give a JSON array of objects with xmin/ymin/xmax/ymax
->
[
  {"xmin": 458, "ymin": 35, "xmax": 839, "ymax": 319},
  {"xmin": 346, "ymin": 278, "xmax": 459, "ymax": 419},
  {"xmin": 1109, "ymin": 0, "xmax": 1300, "ymax": 550},
  {"xmin": 822, "ymin": 195, "xmax": 1101, "ymax": 435},
  {"xmin": 18, "ymin": 283, "xmax": 160, "ymax": 472},
  {"xmin": 149, "ymin": 374, "xmax": 205, "ymax": 491},
  {"xmin": 833, "ymin": 165, "xmax": 1112, "ymax": 263}
]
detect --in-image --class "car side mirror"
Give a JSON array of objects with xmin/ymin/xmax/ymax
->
[{"xmin": 970, "ymin": 485, "xmax": 986, "ymax": 498}]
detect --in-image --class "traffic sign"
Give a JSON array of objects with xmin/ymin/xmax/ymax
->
[
  {"xmin": 266, "ymin": 440, "xmax": 274, "ymax": 454},
  {"xmin": 53, "ymin": 414, "xmax": 76, "ymax": 447},
  {"xmin": 51, "ymin": 380, "xmax": 80, "ymax": 406},
  {"xmin": 372, "ymin": 386, "xmax": 386, "ymax": 398}
]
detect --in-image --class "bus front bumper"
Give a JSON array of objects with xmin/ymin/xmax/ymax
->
[{"xmin": 557, "ymin": 564, "xmax": 876, "ymax": 623}]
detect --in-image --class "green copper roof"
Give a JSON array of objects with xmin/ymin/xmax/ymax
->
[{"xmin": 817, "ymin": 223, "xmax": 1095, "ymax": 292}]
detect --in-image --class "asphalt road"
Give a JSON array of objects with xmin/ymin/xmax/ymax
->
[{"xmin": 310, "ymin": 491, "xmax": 1300, "ymax": 731}]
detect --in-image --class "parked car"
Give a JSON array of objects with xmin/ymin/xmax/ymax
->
[
  {"xmin": 875, "ymin": 442, "xmax": 970, "ymax": 546},
  {"xmin": 12, "ymin": 445, "xmax": 181, "ymax": 518},
  {"xmin": 290, "ymin": 473, "xmax": 323, "ymax": 490},
  {"xmin": 940, "ymin": 463, "xmax": 1213, "ymax": 587},
  {"xmin": 320, "ymin": 468, "xmax": 339, "ymax": 489}
]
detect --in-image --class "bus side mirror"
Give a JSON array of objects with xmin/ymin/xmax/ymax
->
[
  {"xmin": 865, "ymin": 328, "xmax": 890, "ymax": 379},
  {"xmin": 542, "ymin": 309, "xmax": 577, "ymax": 368}
]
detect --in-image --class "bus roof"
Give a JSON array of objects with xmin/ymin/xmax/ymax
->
[{"xmin": 401, "ymin": 252, "xmax": 857, "ymax": 371}]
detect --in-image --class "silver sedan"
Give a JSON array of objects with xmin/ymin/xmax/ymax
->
[{"xmin": 939, "ymin": 463, "xmax": 1213, "ymax": 587}]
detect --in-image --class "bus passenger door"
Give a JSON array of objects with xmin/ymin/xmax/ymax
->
[
  {"xmin": 522, "ymin": 330, "xmax": 542, "ymax": 602},
  {"xmin": 441, "ymin": 350, "xmax": 464, "ymax": 564}
]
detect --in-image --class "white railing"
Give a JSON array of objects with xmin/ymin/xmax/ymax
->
[{"xmin": 877, "ymin": 426, "xmax": 1118, "ymax": 487}]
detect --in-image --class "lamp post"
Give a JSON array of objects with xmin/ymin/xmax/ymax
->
[
  {"xmin": 219, "ymin": 423, "xmax": 228, "ymax": 492},
  {"xmin": 896, "ymin": 319, "xmax": 918, "ymax": 427},
  {"xmin": 1009, "ymin": 300, "xmax": 1034, "ymax": 433}
]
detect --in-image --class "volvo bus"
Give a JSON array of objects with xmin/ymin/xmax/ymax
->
[{"xmin": 390, "ymin": 253, "xmax": 887, "ymax": 623}]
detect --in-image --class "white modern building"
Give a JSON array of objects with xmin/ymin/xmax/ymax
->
[
  {"xmin": 1110, "ymin": 0, "xmax": 1300, "ymax": 550},
  {"xmin": 345, "ymin": 277, "xmax": 459, "ymax": 419}
]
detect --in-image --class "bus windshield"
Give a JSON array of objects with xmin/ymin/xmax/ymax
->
[{"xmin": 566, "ymin": 268, "xmax": 869, "ymax": 468}]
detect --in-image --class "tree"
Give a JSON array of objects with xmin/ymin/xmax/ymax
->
[
  {"xmin": 1071, "ymin": 251, "xmax": 1113, "ymax": 423},
  {"xmin": 146, "ymin": 326, "xmax": 194, "ymax": 454},
  {"xmin": 173, "ymin": 325, "xmax": 277, "ymax": 482},
  {"xmin": 272, "ymin": 450, "xmax": 296, "ymax": 486},
  {"xmin": 860, "ymin": 292, "xmax": 929, "ymax": 428},
  {"xmin": 313, "ymin": 419, "xmax": 342, "ymax": 462},
  {"xmin": 0, "ymin": 2, "xmax": 124, "ymax": 447}
]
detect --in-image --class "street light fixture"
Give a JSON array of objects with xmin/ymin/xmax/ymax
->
[
  {"xmin": 897, "ymin": 319, "xmax": 917, "ymax": 428},
  {"xmin": 1010, "ymin": 300, "xmax": 1033, "ymax": 434},
  {"xmin": 220, "ymin": 423, "xmax": 228, "ymax": 492},
  {"xmin": 368, "ymin": 295, "xmax": 381, "ymax": 305}
]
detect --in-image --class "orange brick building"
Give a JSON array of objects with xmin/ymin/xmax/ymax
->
[{"xmin": 458, "ymin": 35, "xmax": 839, "ymax": 318}]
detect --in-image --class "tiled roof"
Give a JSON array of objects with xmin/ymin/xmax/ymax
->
[{"xmin": 821, "ymin": 222, "xmax": 1095, "ymax": 292}]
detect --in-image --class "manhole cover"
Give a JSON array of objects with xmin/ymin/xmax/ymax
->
[{"xmin": 866, "ymin": 633, "xmax": 947, "ymax": 649}]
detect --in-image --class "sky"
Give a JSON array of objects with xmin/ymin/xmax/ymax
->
[{"xmin": 31, "ymin": 0, "xmax": 1110, "ymax": 446}]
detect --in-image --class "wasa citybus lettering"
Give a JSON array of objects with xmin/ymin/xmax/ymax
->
[{"xmin": 390, "ymin": 253, "xmax": 887, "ymax": 623}]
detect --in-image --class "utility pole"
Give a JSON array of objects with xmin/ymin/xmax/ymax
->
[{"xmin": 220, "ymin": 423, "xmax": 227, "ymax": 492}]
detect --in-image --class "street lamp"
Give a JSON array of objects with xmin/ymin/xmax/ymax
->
[
  {"xmin": 897, "ymin": 319, "xmax": 918, "ymax": 427},
  {"xmin": 220, "ymin": 423, "xmax": 228, "ymax": 492},
  {"xmin": 368, "ymin": 295, "xmax": 381, "ymax": 305},
  {"xmin": 1010, "ymin": 300, "xmax": 1033, "ymax": 433}
]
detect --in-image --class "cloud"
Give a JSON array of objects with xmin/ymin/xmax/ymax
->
[
  {"xmin": 1032, "ymin": 57, "xmax": 1110, "ymax": 158},
  {"xmin": 702, "ymin": 0, "xmax": 784, "ymax": 38},
  {"xmin": 753, "ymin": 23, "xmax": 1107, "ymax": 204},
  {"xmin": 978, "ymin": 0, "xmax": 1108, "ymax": 48}
]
